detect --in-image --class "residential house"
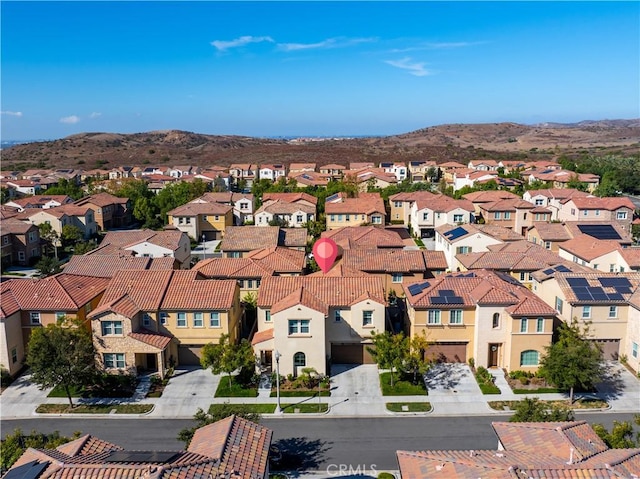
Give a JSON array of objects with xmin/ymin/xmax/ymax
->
[
  {"xmin": 397, "ymin": 421, "xmax": 640, "ymax": 478},
  {"xmin": 453, "ymin": 169, "xmax": 499, "ymax": 191},
  {"xmin": 325, "ymin": 192, "xmax": 386, "ymax": 229},
  {"xmin": 477, "ymin": 199, "xmax": 535, "ymax": 236},
  {"xmin": 409, "ymin": 195, "xmax": 475, "ymax": 238},
  {"xmin": 289, "ymin": 162, "xmax": 317, "ymax": 173},
  {"xmin": 89, "ymin": 270, "xmax": 241, "ymax": 375},
  {"xmin": 380, "ymin": 162, "xmax": 408, "ymax": 182},
  {"xmin": 467, "ymin": 159, "xmax": 502, "ymax": 171},
  {"xmin": 191, "ymin": 192, "xmax": 254, "ymax": 224},
  {"xmin": 6, "ymin": 180, "xmax": 41, "ymax": 196},
  {"xmin": 408, "ymin": 160, "xmax": 437, "ymax": 183},
  {"xmin": 341, "ymin": 249, "xmax": 448, "ymax": 293},
  {"xmin": 63, "ymin": 254, "xmax": 176, "ymax": 278},
  {"xmin": 288, "ymin": 170, "xmax": 332, "ymax": 188},
  {"xmin": 166, "ymin": 201, "xmax": 233, "ymax": 240},
  {"xmin": 220, "ymin": 226, "xmax": 308, "ymax": 258},
  {"xmin": 349, "ymin": 162, "xmax": 375, "ymax": 171},
  {"xmin": 525, "ymin": 168, "xmax": 600, "ymax": 192},
  {"xmin": 403, "ymin": 269, "xmax": 557, "ymax": 371},
  {"xmin": 108, "ymin": 166, "xmax": 134, "ymax": 179},
  {"xmin": 74, "ymin": 192, "xmax": 132, "ymax": 230},
  {"xmin": 319, "ymin": 163, "xmax": 346, "ymax": 180},
  {"xmin": 462, "ymin": 190, "xmax": 521, "ymax": 216},
  {"xmin": 168, "ymin": 165, "xmax": 200, "ymax": 178},
  {"xmin": 0, "ymin": 274, "xmax": 109, "ymax": 376},
  {"xmin": 87, "ymin": 228, "xmax": 191, "ymax": 269},
  {"xmin": 258, "ymin": 164, "xmax": 287, "ymax": 181},
  {"xmin": 4, "ymin": 195, "xmax": 74, "ymax": 211},
  {"xmin": 522, "ymin": 188, "xmax": 590, "ymax": 220},
  {"xmin": 255, "ymin": 200, "xmax": 315, "ymax": 228},
  {"xmin": 144, "ymin": 174, "xmax": 178, "ymax": 194},
  {"xmin": 321, "ymin": 226, "xmax": 405, "ymax": 250},
  {"xmin": 4, "ymin": 415, "xmax": 273, "ymax": 479},
  {"xmin": 18, "ymin": 204, "xmax": 97, "ymax": 239},
  {"xmin": 253, "ymin": 276, "xmax": 386, "ymax": 376},
  {"xmin": 557, "ymin": 235, "xmax": 631, "ymax": 272},
  {"xmin": 194, "ymin": 246, "xmax": 306, "ymax": 301},
  {"xmin": 0, "ymin": 218, "xmax": 41, "ymax": 267},
  {"xmin": 439, "ymin": 161, "xmax": 468, "ymax": 183},
  {"xmin": 557, "ymin": 196, "xmax": 636, "ymax": 232},
  {"xmin": 389, "ymin": 191, "xmax": 437, "ymax": 226},
  {"xmin": 229, "ymin": 163, "xmax": 257, "ymax": 188},
  {"xmin": 262, "ymin": 192, "xmax": 318, "ymax": 209},
  {"xmin": 532, "ymin": 270, "xmax": 640, "ymax": 361},
  {"xmin": 527, "ymin": 222, "xmax": 573, "ymax": 252},
  {"xmin": 348, "ymin": 168, "xmax": 398, "ymax": 191},
  {"xmin": 434, "ymin": 223, "xmax": 506, "ymax": 271},
  {"xmin": 563, "ymin": 221, "xmax": 633, "ymax": 246}
]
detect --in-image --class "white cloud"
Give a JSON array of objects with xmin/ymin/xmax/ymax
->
[
  {"xmin": 89, "ymin": 112, "xmax": 102, "ymax": 119},
  {"xmin": 60, "ymin": 115, "xmax": 81, "ymax": 124},
  {"xmin": 384, "ymin": 57, "xmax": 433, "ymax": 77},
  {"xmin": 277, "ymin": 37, "xmax": 376, "ymax": 52},
  {"xmin": 390, "ymin": 41, "xmax": 485, "ymax": 53},
  {"xmin": 211, "ymin": 35, "xmax": 274, "ymax": 52},
  {"xmin": 1, "ymin": 111, "xmax": 23, "ymax": 117}
]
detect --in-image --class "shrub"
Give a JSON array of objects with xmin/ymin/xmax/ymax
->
[{"xmin": 378, "ymin": 473, "xmax": 396, "ymax": 479}]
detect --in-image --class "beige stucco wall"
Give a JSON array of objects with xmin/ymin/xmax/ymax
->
[
  {"xmin": 326, "ymin": 213, "xmax": 383, "ymax": 229},
  {"xmin": 625, "ymin": 306, "xmax": 640, "ymax": 374},
  {"xmin": 1, "ymin": 312, "xmax": 25, "ymax": 376},
  {"xmin": 508, "ymin": 316, "xmax": 553, "ymax": 372},
  {"xmin": 410, "ymin": 308, "xmax": 475, "ymax": 361},
  {"xmin": 474, "ymin": 306, "xmax": 509, "ymax": 369}
]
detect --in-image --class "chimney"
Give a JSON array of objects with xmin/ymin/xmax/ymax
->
[{"xmin": 567, "ymin": 447, "xmax": 575, "ymax": 465}]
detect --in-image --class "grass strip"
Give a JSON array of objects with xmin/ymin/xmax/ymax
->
[
  {"xmin": 36, "ymin": 403, "xmax": 153, "ymax": 414},
  {"xmin": 379, "ymin": 372, "xmax": 427, "ymax": 396},
  {"xmin": 214, "ymin": 376, "xmax": 258, "ymax": 397},
  {"xmin": 282, "ymin": 403, "xmax": 328, "ymax": 413},
  {"xmin": 386, "ymin": 402, "xmax": 432, "ymax": 412}
]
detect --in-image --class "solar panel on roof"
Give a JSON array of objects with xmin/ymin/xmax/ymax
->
[
  {"xmin": 408, "ymin": 281, "xmax": 431, "ymax": 296},
  {"xmin": 607, "ymin": 292, "xmax": 624, "ymax": 300},
  {"xmin": 567, "ymin": 278, "xmax": 589, "ymax": 287},
  {"xmin": 577, "ymin": 224, "xmax": 621, "ymax": 240},
  {"xmin": 3, "ymin": 461, "xmax": 50, "ymax": 479},
  {"xmin": 589, "ymin": 286, "xmax": 605, "ymax": 296},
  {"xmin": 443, "ymin": 226, "xmax": 468, "ymax": 241},
  {"xmin": 555, "ymin": 265, "xmax": 571, "ymax": 273},
  {"xmin": 617, "ymin": 287, "xmax": 632, "ymax": 294},
  {"xmin": 447, "ymin": 296, "xmax": 464, "ymax": 304},
  {"xmin": 439, "ymin": 290, "xmax": 455, "ymax": 296},
  {"xmin": 575, "ymin": 291, "xmax": 593, "ymax": 301},
  {"xmin": 542, "ymin": 268, "xmax": 555, "ymax": 275},
  {"xmin": 431, "ymin": 297, "xmax": 447, "ymax": 304},
  {"xmin": 599, "ymin": 277, "xmax": 632, "ymax": 288},
  {"xmin": 591, "ymin": 293, "xmax": 609, "ymax": 301}
]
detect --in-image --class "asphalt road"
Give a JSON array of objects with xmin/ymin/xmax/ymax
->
[{"xmin": 2, "ymin": 413, "xmax": 636, "ymax": 472}]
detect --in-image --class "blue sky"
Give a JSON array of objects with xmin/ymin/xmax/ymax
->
[{"xmin": 1, "ymin": 1, "xmax": 638, "ymax": 140}]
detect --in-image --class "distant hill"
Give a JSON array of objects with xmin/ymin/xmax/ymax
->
[{"xmin": 2, "ymin": 120, "xmax": 638, "ymax": 171}]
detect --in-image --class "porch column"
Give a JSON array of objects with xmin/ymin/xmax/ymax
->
[{"xmin": 158, "ymin": 351, "xmax": 164, "ymax": 380}]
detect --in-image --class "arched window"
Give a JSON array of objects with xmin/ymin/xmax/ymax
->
[
  {"xmin": 492, "ymin": 313, "xmax": 500, "ymax": 329},
  {"xmin": 520, "ymin": 350, "xmax": 539, "ymax": 366},
  {"xmin": 293, "ymin": 352, "xmax": 306, "ymax": 367}
]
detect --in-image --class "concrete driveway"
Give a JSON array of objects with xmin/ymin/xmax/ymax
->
[{"xmin": 328, "ymin": 364, "xmax": 387, "ymax": 416}]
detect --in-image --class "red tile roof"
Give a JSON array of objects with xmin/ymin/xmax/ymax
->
[
  {"xmin": 161, "ymin": 271, "xmax": 237, "ymax": 310},
  {"xmin": 321, "ymin": 226, "xmax": 405, "ymax": 249},
  {"xmin": 167, "ymin": 201, "xmax": 232, "ymax": 216},
  {"xmin": 63, "ymin": 255, "xmax": 175, "ymax": 278},
  {"xmin": 251, "ymin": 328, "xmax": 274, "ymax": 345},
  {"xmin": 129, "ymin": 328, "xmax": 173, "ymax": 350},
  {"xmin": 342, "ymin": 249, "xmax": 429, "ymax": 273},
  {"xmin": 220, "ymin": 226, "xmax": 307, "ymax": 251},
  {"xmin": 325, "ymin": 193, "xmax": 386, "ymax": 215},
  {"xmin": 262, "ymin": 192, "xmax": 318, "ymax": 205}
]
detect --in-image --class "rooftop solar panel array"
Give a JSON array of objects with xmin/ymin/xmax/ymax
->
[
  {"xmin": 567, "ymin": 276, "xmax": 633, "ymax": 302},
  {"xmin": 576, "ymin": 224, "xmax": 621, "ymax": 240},
  {"xmin": 443, "ymin": 226, "xmax": 468, "ymax": 241},
  {"xmin": 407, "ymin": 281, "xmax": 431, "ymax": 296}
]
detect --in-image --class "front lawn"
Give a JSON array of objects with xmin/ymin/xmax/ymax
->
[
  {"xmin": 474, "ymin": 367, "xmax": 501, "ymax": 395},
  {"xmin": 214, "ymin": 376, "xmax": 258, "ymax": 397},
  {"xmin": 379, "ymin": 372, "xmax": 427, "ymax": 396},
  {"xmin": 270, "ymin": 390, "xmax": 331, "ymax": 397},
  {"xmin": 47, "ymin": 374, "xmax": 137, "ymax": 399},
  {"xmin": 36, "ymin": 403, "xmax": 153, "ymax": 414},
  {"xmin": 386, "ymin": 402, "xmax": 432, "ymax": 412},
  {"xmin": 208, "ymin": 403, "xmax": 276, "ymax": 414},
  {"xmin": 282, "ymin": 402, "xmax": 328, "ymax": 413},
  {"xmin": 488, "ymin": 398, "xmax": 608, "ymax": 411}
]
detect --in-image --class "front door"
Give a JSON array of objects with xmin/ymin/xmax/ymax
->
[
  {"xmin": 146, "ymin": 353, "xmax": 157, "ymax": 370},
  {"xmin": 262, "ymin": 350, "xmax": 273, "ymax": 372},
  {"xmin": 488, "ymin": 344, "xmax": 499, "ymax": 367}
]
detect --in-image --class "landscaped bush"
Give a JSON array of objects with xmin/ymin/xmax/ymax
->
[{"xmin": 475, "ymin": 366, "xmax": 500, "ymax": 394}]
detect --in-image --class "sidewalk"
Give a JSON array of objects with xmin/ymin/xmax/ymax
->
[{"xmin": 1, "ymin": 362, "xmax": 638, "ymax": 420}]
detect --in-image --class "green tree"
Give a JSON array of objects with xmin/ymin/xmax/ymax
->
[
  {"xmin": 566, "ymin": 174, "xmax": 588, "ymax": 192},
  {"xmin": 61, "ymin": 224, "xmax": 83, "ymax": 247},
  {"xmin": 35, "ymin": 256, "xmax": 62, "ymax": 277},
  {"xmin": 1, "ymin": 428, "xmax": 82, "ymax": 474},
  {"xmin": 509, "ymin": 397, "xmax": 575, "ymax": 422},
  {"xmin": 39, "ymin": 223, "xmax": 60, "ymax": 259},
  {"xmin": 26, "ymin": 317, "xmax": 96, "ymax": 407},
  {"xmin": 73, "ymin": 239, "xmax": 98, "ymax": 255},
  {"xmin": 40, "ymin": 179, "xmax": 83, "ymax": 200},
  {"xmin": 593, "ymin": 171, "xmax": 621, "ymax": 197},
  {"xmin": 177, "ymin": 405, "xmax": 260, "ymax": 447},
  {"xmin": 539, "ymin": 320, "xmax": 604, "ymax": 403},
  {"xmin": 592, "ymin": 415, "xmax": 640, "ymax": 448},
  {"xmin": 401, "ymin": 331, "xmax": 431, "ymax": 385},
  {"xmin": 200, "ymin": 334, "xmax": 255, "ymax": 387},
  {"xmin": 1, "ymin": 187, "xmax": 9, "ymax": 204},
  {"xmin": 367, "ymin": 331, "xmax": 408, "ymax": 387}
]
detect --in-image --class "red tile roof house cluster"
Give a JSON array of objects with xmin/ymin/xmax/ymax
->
[
  {"xmin": 325, "ymin": 192, "xmax": 386, "ymax": 230},
  {"xmin": 4, "ymin": 415, "xmax": 273, "ymax": 479}
]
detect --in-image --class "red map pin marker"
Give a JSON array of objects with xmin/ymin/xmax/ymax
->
[{"xmin": 313, "ymin": 238, "xmax": 338, "ymax": 274}]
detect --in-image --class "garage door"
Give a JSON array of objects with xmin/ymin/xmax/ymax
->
[
  {"xmin": 426, "ymin": 342, "xmax": 467, "ymax": 363},
  {"xmin": 594, "ymin": 339, "xmax": 620, "ymax": 360},
  {"xmin": 178, "ymin": 345, "xmax": 202, "ymax": 365},
  {"xmin": 331, "ymin": 344, "xmax": 375, "ymax": 364}
]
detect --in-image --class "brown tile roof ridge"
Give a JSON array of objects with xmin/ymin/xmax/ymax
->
[
  {"xmin": 256, "ymin": 200, "xmax": 315, "ymax": 215},
  {"xmin": 530, "ymin": 222, "xmax": 572, "ymax": 240},
  {"xmin": 463, "ymin": 190, "xmax": 520, "ymax": 202},
  {"xmin": 262, "ymin": 192, "xmax": 318, "ymax": 205},
  {"xmin": 167, "ymin": 201, "xmax": 232, "ymax": 216},
  {"xmin": 559, "ymin": 236, "xmax": 622, "ymax": 261},
  {"xmin": 129, "ymin": 328, "xmax": 173, "ymax": 350},
  {"xmin": 56, "ymin": 435, "xmax": 123, "ymax": 457},
  {"xmin": 75, "ymin": 192, "xmax": 128, "ymax": 207},
  {"xmin": 272, "ymin": 286, "xmax": 329, "ymax": 315},
  {"xmin": 481, "ymin": 199, "xmax": 535, "ymax": 211},
  {"xmin": 251, "ymin": 328, "xmax": 274, "ymax": 345}
]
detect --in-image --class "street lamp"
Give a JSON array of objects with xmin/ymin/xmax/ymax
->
[
  {"xmin": 201, "ymin": 234, "xmax": 206, "ymax": 260},
  {"xmin": 274, "ymin": 350, "xmax": 282, "ymax": 413}
]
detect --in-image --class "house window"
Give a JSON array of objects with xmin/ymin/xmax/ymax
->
[
  {"xmin": 494, "ymin": 212, "xmax": 501, "ymax": 219},
  {"xmin": 11, "ymin": 347, "xmax": 18, "ymax": 364},
  {"xmin": 143, "ymin": 313, "xmax": 152, "ymax": 327},
  {"xmin": 520, "ymin": 318, "xmax": 528, "ymax": 333},
  {"xmin": 555, "ymin": 297, "xmax": 563, "ymax": 314},
  {"xmin": 427, "ymin": 310, "xmax": 441, "ymax": 325},
  {"xmin": 55, "ymin": 312, "xmax": 66, "ymax": 321},
  {"xmin": 185, "ymin": 217, "xmax": 191, "ymax": 224},
  {"xmin": 240, "ymin": 202, "xmax": 248, "ymax": 210},
  {"xmin": 449, "ymin": 310, "xmax": 463, "ymax": 325},
  {"xmin": 215, "ymin": 215, "xmax": 220, "ymax": 221},
  {"xmin": 230, "ymin": 252, "xmax": 240, "ymax": 258},
  {"xmin": 294, "ymin": 352, "xmax": 306, "ymax": 367},
  {"xmin": 193, "ymin": 312, "xmax": 204, "ymax": 328},
  {"xmin": 544, "ymin": 241, "xmax": 551, "ymax": 250},
  {"xmin": 609, "ymin": 264, "xmax": 616, "ymax": 272},
  {"xmin": 617, "ymin": 211, "xmax": 628, "ymax": 220},
  {"xmin": 504, "ymin": 212, "xmax": 511, "ymax": 220},
  {"xmin": 177, "ymin": 312, "xmax": 187, "ymax": 327},
  {"xmin": 595, "ymin": 210, "xmax": 600, "ymax": 216},
  {"xmin": 571, "ymin": 208, "xmax": 576, "ymax": 215},
  {"xmin": 456, "ymin": 246, "xmax": 472, "ymax": 254},
  {"xmin": 492, "ymin": 313, "xmax": 500, "ymax": 329},
  {"xmin": 520, "ymin": 350, "xmax": 539, "ymax": 366},
  {"xmin": 264, "ymin": 310, "xmax": 271, "ymax": 323},
  {"xmin": 633, "ymin": 342, "xmax": 638, "ymax": 359},
  {"xmin": 394, "ymin": 201, "xmax": 402, "ymax": 208},
  {"xmin": 391, "ymin": 273, "xmax": 403, "ymax": 283},
  {"xmin": 423, "ymin": 212, "xmax": 429, "ymax": 221},
  {"xmin": 453, "ymin": 214, "xmax": 464, "ymax": 223},
  {"xmin": 18, "ymin": 251, "xmax": 25, "ymax": 261},
  {"xmin": 520, "ymin": 272, "xmax": 526, "ymax": 281},
  {"xmin": 330, "ymin": 215, "xmax": 336, "ymax": 222},
  {"xmin": 178, "ymin": 217, "xmax": 184, "ymax": 224},
  {"xmin": 297, "ymin": 215, "xmax": 303, "ymax": 223},
  {"xmin": 536, "ymin": 317, "xmax": 544, "ymax": 333},
  {"xmin": 103, "ymin": 353, "xmax": 126, "ymax": 369},
  {"xmin": 288, "ymin": 319, "xmax": 310, "ymax": 335},
  {"xmin": 608, "ymin": 306, "xmax": 617, "ymax": 319},
  {"xmin": 28, "ymin": 231, "xmax": 37, "ymax": 243},
  {"xmin": 334, "ymin": 310, "xmax": 343, "ymax": 322},
  {"xmin": 582, "ymin": 306, "xmax": 591, "ymax": 319},
  {"xmin": 246, "ymin": 280, "xmax": 254, "ymax": 289},
  {"xmin": 338, "ymin": 214, "xmax": 343, "ymax": 221},
  {"xmin": 535, "ymin": 199, "xmax": 544, "ymax": 206},
  {"xmin": 371, "ymin": 216, "xmax": 382, "ymax": 224},
  {"xmin": 209, "ymin": 312, "xmax": 220, "ymax": 328},
  {"xmin": 362, "ymin": 310, "xmax": 373, "ymax": 326},
  {"xmin": 583, "ymin": 210, "xmax": 588, "ymax": 216},
  {"xmin": 159, "ymin": 312, "xmax": 168, "ymax": 325},
  {"xmin": 345, "ymin": 214, "xmax": 350, "ymax": 222},
  {"xmin": 101, "ymin": 321, "xmax": 123, "ymax": 335}
]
